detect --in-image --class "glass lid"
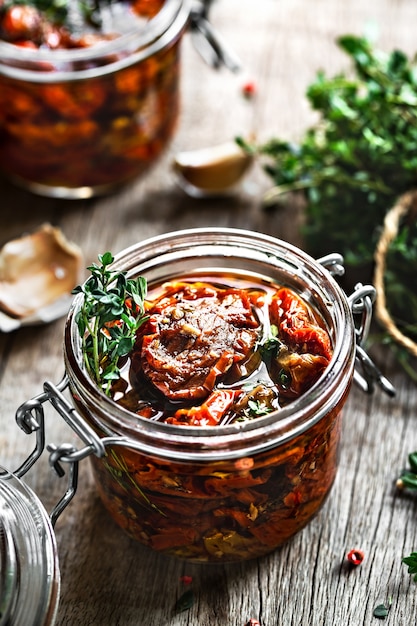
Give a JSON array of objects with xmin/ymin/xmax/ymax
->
[{"xmin": 0, "ymin": 467, "xmax": 60, "ymax": 626}]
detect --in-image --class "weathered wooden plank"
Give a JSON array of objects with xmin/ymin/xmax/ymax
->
[{"xmin": 1, "ymin": 1, "xmax": 417, "ymax": 624}]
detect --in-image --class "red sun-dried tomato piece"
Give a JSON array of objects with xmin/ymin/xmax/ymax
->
[{"xmin": 135, "ymin": 282, "xmax": 260, "ymax": 401}]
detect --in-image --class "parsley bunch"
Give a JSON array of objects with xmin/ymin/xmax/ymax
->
[
  {"xmin": 239, "ymin": 35, "xmax": 417, "ymax": 268},
  {"xmin": 72, "ymin": 252, "xmax": 148, "ymax": 395}
]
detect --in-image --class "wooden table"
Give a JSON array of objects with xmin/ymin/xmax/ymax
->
[{"xmin": 1, "ymin": 1, "xmax": 417, "ymax": 623}]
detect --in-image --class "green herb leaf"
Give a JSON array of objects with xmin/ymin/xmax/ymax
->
[
  {"xmin": 402, "ymin": 552, "xmax": 417, "ymax": 581},
  {"xmin": 172, "ymin": 589, "xmax": 195, "ymax": 614},
  {"xmin": 373, "ymin": 603, "xmax": 390, "ymax": 619},
  {"xmin": 408, "ymin": 452, "xmax": 417, "ymax": 473},
  {"xmin": 246, "ymin": 399, "xmax": 273, "ymax": 417},
  {"xmin": 397, "ymin": 451, "xmax": 417, "ymax": 491},
  {"xmin": 72, "ymin": 252, "xmax": 148, "ymax": 395}
]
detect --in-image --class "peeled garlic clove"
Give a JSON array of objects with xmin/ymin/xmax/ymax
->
[
  {"xmin": 0, "ymin": 223, "xmax": 83, "ymax": 319},
  {"xmin": 173, "ymin": 141, "xmax": 253, "ymax": 194}
]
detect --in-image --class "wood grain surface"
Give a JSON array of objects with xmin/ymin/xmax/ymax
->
[{"xmin": 1, "ymin": 1, "xmax": 417, "ymax": 624}]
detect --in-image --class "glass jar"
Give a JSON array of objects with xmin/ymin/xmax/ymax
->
[
  {"xmin": 0, "ymin": 467, "xmax": 60, "ymax": 625},
  {"xmin": 0, "ymin": 0, "xmax": 190, "ymax": 198},
  {"xmin": 58, "ymin": 227, "xmax": 366, "ymax": 563}
]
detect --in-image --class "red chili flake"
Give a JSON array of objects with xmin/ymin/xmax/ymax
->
[
  {"xmin": 180, "ymin": 575, "xmax": 193, "ymax": 585},
  {"xmin": 346, "ymin": 548, "xmax": 365, "ymax": 566},
  {"xmin": 245, "ymin": 619, "xmax": 261, "ymax": 626},
  {"xmin": 242, "ymin": 80, "xmax": 257, "ymax": 99}
]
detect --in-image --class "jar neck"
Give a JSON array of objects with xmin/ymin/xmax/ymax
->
[{"xmin": 0, "ymin": 0, "xmax": 190, "ymax": 81}]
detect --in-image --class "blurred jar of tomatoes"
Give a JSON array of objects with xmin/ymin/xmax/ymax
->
[{"xmin": 0, "ymin": 0, "xmax": 189, "ymax": 198}]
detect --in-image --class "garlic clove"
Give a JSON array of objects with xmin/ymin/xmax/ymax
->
[
  {"xmin": 0, "ymin": 223, "xmax": 83, "ymax": 319},
  {"xmin": 173, "ymin": 141, "xmax": 253, "ymax": 195}
]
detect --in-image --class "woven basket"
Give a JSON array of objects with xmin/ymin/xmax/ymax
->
[{"xmin": 374, "ymin": 190, "xmax": 417, "ymax": 358}]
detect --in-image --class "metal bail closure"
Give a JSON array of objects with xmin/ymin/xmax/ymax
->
[
  {"xmin": 189, "ymin": 0, "xmax": 242, "ymax": 71},
  {"xmin": 348, "ymin": 283, "xmax": 396, "ymax": 397},
  {"xmin": 14, "ymin": 377, "xmax": 106, "ymax": 527},
  {"xmin": 318, "ymin": 254, "xmax": 395, "ymax": 397}
]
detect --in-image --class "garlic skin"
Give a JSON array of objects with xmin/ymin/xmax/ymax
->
[
  {"xmin": 0, "ymin": 223, "xmax": 83, "ymax": 319},
  {"xmin": 173, "ymin": 141, "xmax": 253, "ymax": 195}
]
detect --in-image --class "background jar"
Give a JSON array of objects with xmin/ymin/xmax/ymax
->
[
  {"xmin": 63, "ymin": 228, "xmax": 357, "ymax": 562},
  {"xmin": 0, "ymin": 0, "xmax": 189, "ymax": 199}
]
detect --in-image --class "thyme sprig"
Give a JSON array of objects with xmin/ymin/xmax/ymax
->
[{"xmin": 72, "ymin": 252, "xmax": 148, "ymax": 395}]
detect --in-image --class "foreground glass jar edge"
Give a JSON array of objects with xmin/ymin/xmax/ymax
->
[
  {"xmin": 63, "ymin": 227, "xmax": 356, "ymax": 461},
  {"xmin": 0, "ymin": 468, "xmax": 60, "ymax": 626}
]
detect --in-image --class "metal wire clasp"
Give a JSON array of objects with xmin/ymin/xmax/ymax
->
[
  {"xmin": 14, "ymin": 377, "xmax": 107, "ymax": 527},
  {"xmin": 189, "ymin": 0, "xmax": 242, "ymax": 71},
  {"xmin": 348, "ymin": 284, "xmax": 395, "ymax": 397},
  {"xmin": 318, "ymin": 254, "xmax": 395, "ymax": 397}
]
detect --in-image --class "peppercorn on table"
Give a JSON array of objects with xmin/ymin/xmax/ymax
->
[{"xmin": 1, "ymin": 1, "xmax": 417, "ymax": 624}]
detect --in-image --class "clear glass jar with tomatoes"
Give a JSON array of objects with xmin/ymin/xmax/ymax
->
[
  {"xmin": 61, "ymin": 229, "xmax": 365, "ymax": 562},
  {"xmin": 0, "ymin": 0, "xmax": 189, "ymax": 197}
]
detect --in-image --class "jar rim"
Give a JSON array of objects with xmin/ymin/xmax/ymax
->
[
  {"xmin": 64, "ymin": 228, "xmax": 356, "ymax": 461},
  {"xmin": 0, "ymin": 0, "xmax": 189, "ymax": 81}
]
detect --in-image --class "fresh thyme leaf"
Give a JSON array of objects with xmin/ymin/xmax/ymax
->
[
  {"xmin": 373, "ymin": 602, "xmax": 391, "ymax": 619},
  {"xmin": 278, "ymin": 369, "xmax": 291, "ymax": 390},
  {"xmin": 172, "ymin": 589, "xmax": 195, "ymax": 614},
  {"xmin": 246, "ymin": 399, "xmax": 273, "ymax": 417},
  {"xmin": 402, "ymin": 552, "xmax": 417, "ymax": 582},
  {"xmin": 397, "ymin": 451, "xmax": 417, "ymax": 491},
  {"xmin": 72, "ymin": 252, "xmax": 149, "ymax": 395}
]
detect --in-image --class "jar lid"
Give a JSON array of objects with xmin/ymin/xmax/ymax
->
[{"xmin": 0, "ymin": 467, "xmax": 60, "ymax": 626}]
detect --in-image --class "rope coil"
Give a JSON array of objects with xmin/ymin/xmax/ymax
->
[{"xmin": 373, "ymin": 190, "xmax": 417, "ymax": 358}]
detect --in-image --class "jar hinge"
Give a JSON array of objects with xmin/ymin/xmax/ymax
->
[
  {"xmin": 189, "ymin": 0, "xmax": 241, "ymax": 71},
  {"xmin": 347, "ymin": 283, "xmax": 395, "ymax": 397},
  {"xmin": 14, "ymin": 377, "xmax": 109, "ymax": 527},
  {"xmin": 318, "ymin": 255, "xmax": 395, "ymax": 397}
]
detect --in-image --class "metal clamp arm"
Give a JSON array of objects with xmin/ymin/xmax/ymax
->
[{"xmin": 348, "ymin": 284, "xmax": 396, "ymax": 397}]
